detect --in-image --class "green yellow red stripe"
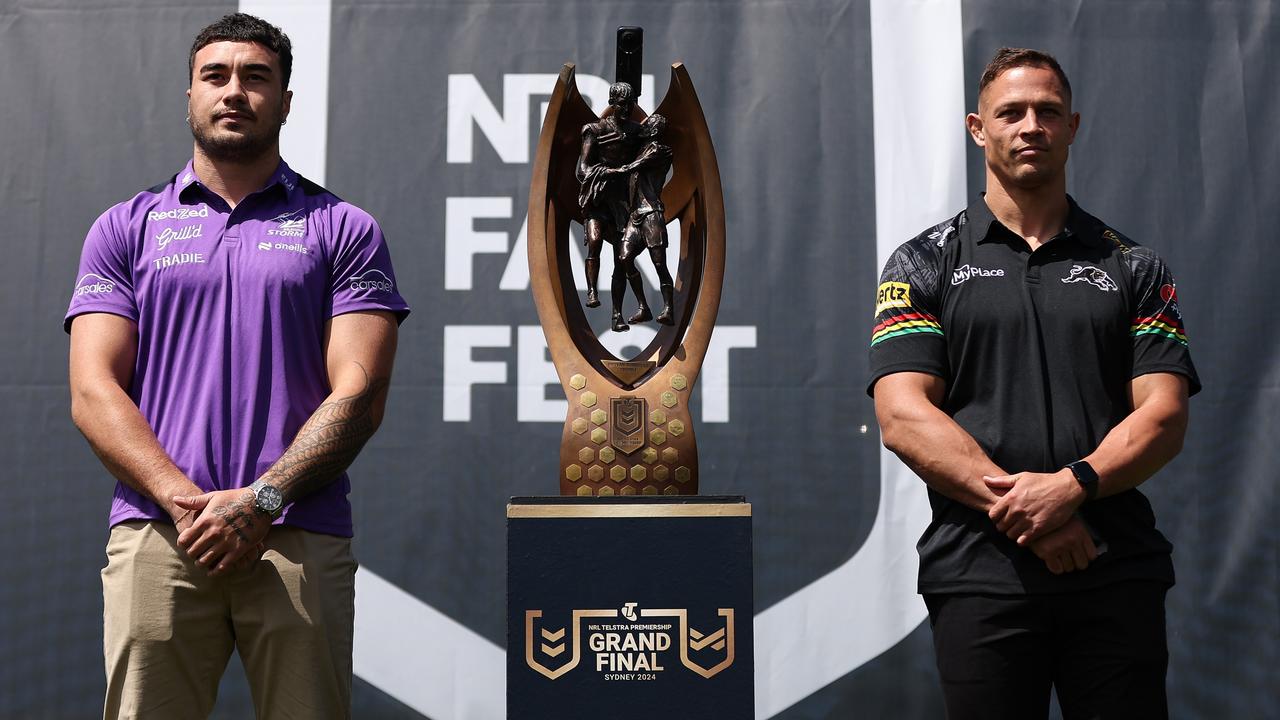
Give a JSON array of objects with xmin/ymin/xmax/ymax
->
[
  {"xmin": 872, "ymin": 312, "xmax": 942, "ymax": 346},
  {"xmin": 1131, "ymin": 314, "xmax": 1187, "ymax": 345}
]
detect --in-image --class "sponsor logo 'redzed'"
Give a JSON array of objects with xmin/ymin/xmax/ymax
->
[{"xmin": 148, "ymin": 205, "xmax": 209, "ymax": 222}]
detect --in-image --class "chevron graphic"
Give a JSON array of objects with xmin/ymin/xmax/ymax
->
[
  {"xmin": 540, "ymin": 642, "xmax": 565, "ymax": 658},
  {"xmin": 689, "ymin": 627, "xmax": 726, "ymax": 651},
  {"xmin": 541, "ymin": 627, "xmax": 565, "ymax": 642}
]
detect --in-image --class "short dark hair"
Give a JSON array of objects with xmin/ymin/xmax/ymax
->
[
  {"xmin": 189, "ymin": 13, "xmax": 293, "ymax": 89},
  {"xmin": 978, "ymin": 47, "xmax": 1071, "ymax": 104}
]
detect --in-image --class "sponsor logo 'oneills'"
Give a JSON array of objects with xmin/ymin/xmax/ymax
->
[
  {"xmin": 74, "ymin": 272, "xmax": 115, "ymax": 297},
  {"xmin": 148, "ymin": 205, "xmax": 209, "ymax": 222},
  {"xmin": 951, "ymin": 264, "xmax": 1005, "ymax": 286},
  {"xmin": 1061, "ymin": 264, "xmax": 1119, "ymax": 292},
  {"xmin": 349, "ymin": 269, "xmax": 395, "ymax": 293},
  {"xmin": 874, "ymin": 281, "xmax": 911, "ymax": 316},
  {"xmin": 525, "ymin": 604, "xmax": 736, "ymax": 681}
]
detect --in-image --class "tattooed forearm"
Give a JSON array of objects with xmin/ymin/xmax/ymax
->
[{"xmin": 260, "ymin": 362, "xmax": 390, "ymax": 503}]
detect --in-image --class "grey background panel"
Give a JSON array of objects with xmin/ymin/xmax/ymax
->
[{"xmin": 0, "ymin": 0, "xmax": 1275, "ymax": 717}]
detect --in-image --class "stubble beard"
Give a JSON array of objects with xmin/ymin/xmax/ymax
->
[{"xmin": 190, "ymin": 108, "xmax": 283, "ymax": 164}]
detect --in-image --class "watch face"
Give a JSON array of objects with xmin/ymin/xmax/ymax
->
[{"xmin": 257, "ymin": 485, "xmax": 284, "ymax": 514}]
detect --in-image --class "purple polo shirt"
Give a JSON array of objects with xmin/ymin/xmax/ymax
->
[{"xmin": 65, "ymin": 160, "xmax": 410, "ymax": 537}]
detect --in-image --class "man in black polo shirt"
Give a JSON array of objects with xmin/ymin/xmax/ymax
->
[{"xmin": 869, "ymin": 48, "xmax": 1199, "ymax": 719}]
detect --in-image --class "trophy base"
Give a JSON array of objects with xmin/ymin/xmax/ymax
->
[{"xmin": 507, "ymin": 495, "xmax": 754, "ymax": 719}]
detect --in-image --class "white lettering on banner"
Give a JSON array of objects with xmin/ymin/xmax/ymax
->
[
  {"xmin": 447, "ymin": 73, "xmax": 655, "ymax": 164},
  {"xmin": 442, "ymin": 325, "xmax": 511, "ymax": 422},
  {"xmin": 516, "ymin": 325, "xmax": 564, "ymax": 422},
  {"xmin": 448, "ymin": 324, "xmax": 756, "ymax": 424},
  {"xmin": 449, "ymin": 200, "xmax": 684, "ymax": 294},
  {"xmin": 701, "ymin": 327, "xmax": 758, "ymax": 423},
  {"xmin": 444, "ymin": 197, "xmax": 512, "ymax": 290}
]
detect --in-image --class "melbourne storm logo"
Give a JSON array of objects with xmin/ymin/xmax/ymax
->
[
  {"xmin": 1061, "ymin": 264, "xmax": 1118, "ymax": 292},
  {"xmin": 349, "ymin": 269, "xmax": 394, "ymax": 293},
  {"xmin": 266, "ymin": 209, "xmax": 306, "ymax": 237}
]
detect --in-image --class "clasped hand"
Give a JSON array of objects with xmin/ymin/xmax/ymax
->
[
  {"xmin": 984, "ymin": 469, "xmax": 1084, "ymax": 545},
  {"xmin": 172, "ymin": 488, "xmax": 271, "ymax": 577}
]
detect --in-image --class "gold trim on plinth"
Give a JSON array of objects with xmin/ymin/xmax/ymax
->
[{"xmin": 507, "ymin": 503, "xmax": 751, "ymax": 519}]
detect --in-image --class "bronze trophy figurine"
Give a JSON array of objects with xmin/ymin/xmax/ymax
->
[
  {"xmin": 577, "ymin": 86, "xmax": 676, "ymax": 331},
  {"xmin": 529, "ymin": 27, "xmax": 725, "ymax": 496}
]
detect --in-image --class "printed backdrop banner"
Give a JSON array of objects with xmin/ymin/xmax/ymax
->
[{"xmin": 0, "ymin": 1, "xmax": 1275, "ymax": 718}]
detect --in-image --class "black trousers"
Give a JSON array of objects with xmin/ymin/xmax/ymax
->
[{"xmin": 924, "ymin": 581, "xmax": 1169, "ymax": 720}]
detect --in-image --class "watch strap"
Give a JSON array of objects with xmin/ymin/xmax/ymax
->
[{"xmin": 1066, "ymin": 460, "xmax": 1100, "ymax": 502}]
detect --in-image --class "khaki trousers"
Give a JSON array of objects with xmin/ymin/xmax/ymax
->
[{"xmin": 102, "ymin": 521, "xmax": 356, "ymax": 720}]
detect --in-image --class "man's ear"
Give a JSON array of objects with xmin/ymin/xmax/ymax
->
[{"xmin": 966, "ymin": 112, "xmax": 985, "ymax": 147}]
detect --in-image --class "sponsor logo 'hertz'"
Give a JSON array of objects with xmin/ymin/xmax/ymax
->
[
  {"xmin": 951, "ymin": 264, "xmax": 1005, "ymax": 286},
  {"xmin": 874, "ymin": 281, "xmax": 911, "ymax": 316},
  {"xmin": 525, "ymin": 603, "xmax": 736, "ymax": 681},
  {"xmin": 74, "ymin": 273, "xmax": 115, "ymax": 297},
  {"xmin": 148, "ymin": 205, "xmax": 209, "ymax": 222},
  {"xmin": 349, "ymin": 270, "xmax": 394, "ymax": 293}
]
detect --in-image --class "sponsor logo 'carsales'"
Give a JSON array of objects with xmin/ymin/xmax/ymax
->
[
  {"xmin": 350, "ymin": 270, "xmax": 394, "ymax": 292},
  {"xmin": 74, "ymin": 273, "xmax": 115, "ymax": 296}
]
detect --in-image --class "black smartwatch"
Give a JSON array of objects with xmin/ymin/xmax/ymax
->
[
  {"xmin": 1065, "ymin": 460, "xmax": 1099, "ymax": 502},
  {"xmin": 249, "ymin": 480, "xmax": 284, "ymax": 519}
]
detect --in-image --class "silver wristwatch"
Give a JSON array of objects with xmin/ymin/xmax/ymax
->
[{"xmin": 249, "ymin": 480, "xmax": 284, "ymax": 519}]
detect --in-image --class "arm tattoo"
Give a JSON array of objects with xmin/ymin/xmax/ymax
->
[{"xmin": 260, "ymin": 362, "xmax": 390, "ymax": 504}]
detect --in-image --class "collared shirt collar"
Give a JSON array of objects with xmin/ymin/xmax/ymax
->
[
  {"xmin": 970, "ymin": 193, "xmax": 1100, "ymax": 247},
  {"xmin": 176, "ymin": 158, "xmax": 299, "ymax": 204}
]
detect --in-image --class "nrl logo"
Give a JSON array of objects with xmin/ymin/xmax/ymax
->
[
  {"xmin": 525, "ymin": 604, "xmax": 736, "ymax": 680},
  {"xmin": 1061, "ymin": 264, "xmax": 1118, "ymax": 292},
  {"xmin": 609, "ymin": 397, "xmax": 646, "ymax": 455}
]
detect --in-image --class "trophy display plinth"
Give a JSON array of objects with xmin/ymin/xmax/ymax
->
[{"xmin": 506, "ymin": 496, "xmax": 754, "ymax": 719}]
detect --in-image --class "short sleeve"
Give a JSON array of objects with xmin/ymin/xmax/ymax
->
[
  {"xmin": 1128, "ymin": 247, "xmax": 1200, "ymax": 395},
  {"xmin": 327, "ymin": 209, "xmax": 411, "ymax": 323},
  {"xmin": 64, "ymin": 208, "xmax": 138, "ymax": 333},
  {"xmin": 867, "ymin": 240, "xmax": 948, "ymax": 396}
]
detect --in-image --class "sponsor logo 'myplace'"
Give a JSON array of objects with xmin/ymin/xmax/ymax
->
[
  {"xmin": 148, "ymin": 205, "xmax": 209, "ymax": 222},
  {"xmin": 525, "ymin": 603, "xmax": 736, "ymax": 681},
  {"xmin": 74, "ymin": 273, "xmax": 115, "ymax": 297},
  {"xmin": 951, "ymin": 264, "xmax": 1006, "ymax": 286}
]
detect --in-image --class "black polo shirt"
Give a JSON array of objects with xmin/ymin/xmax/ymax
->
[{"xmin": 868, "ymin": 196, "xmax": 1200, "ymax": 595}]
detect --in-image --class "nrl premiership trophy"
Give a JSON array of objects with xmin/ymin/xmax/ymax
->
[{"xmin": 529, "ymin": 27, "xmax": 725, "ymax": 496}]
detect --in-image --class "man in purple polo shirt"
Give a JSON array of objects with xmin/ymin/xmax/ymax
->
[{"xmin": 66, "ymin": 14, "xmax": 408, "ymax": 718}]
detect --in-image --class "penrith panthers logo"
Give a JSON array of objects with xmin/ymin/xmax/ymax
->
[{"xmin": 1061, "ymin": 264, "xmax": 1118, "ymax": 292}]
